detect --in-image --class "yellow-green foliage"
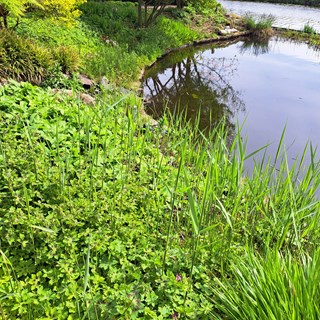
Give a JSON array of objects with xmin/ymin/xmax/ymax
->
[
  {"xmin": 53, "ymin": 45, "xmax": 80, "ymax": 73},
  {"xmin": 0, "ymin": 0, "xmax": 41, "ymax": 17},
  {"xmin": 0, "ymin": 0, "xmax": 42, "ymax": 28},
  {"xmin": 0, "ymin": 0, "xmax": 87, "ymax": 29},
  {"xmin": 39, "ymin": 0, "xmax": 87, "ymax": 20},
  {"xmin": 0, "ymin": 30, "xmax": 81, "ymax": 83}
]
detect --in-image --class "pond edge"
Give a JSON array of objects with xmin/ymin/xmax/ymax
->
[{"xmin": 138, "ymin": 30, "xmax": 253, "ymax": 86}]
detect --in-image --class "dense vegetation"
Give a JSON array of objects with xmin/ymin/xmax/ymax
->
[{"xmin": 0, "ymin": 0, "xmax": 320, "ymax": 319}]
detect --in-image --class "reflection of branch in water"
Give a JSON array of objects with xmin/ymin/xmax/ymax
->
[
  {"xmin": 186, "ymin": 55, "xmax": 245, "ymax": 114},
  {"xmin": 143, "ymin": 49, "xmax": 246, "ymax": 133},
  {"xmin": 238, "ymin": 38, "xmax": 271, "ymax": 56}
]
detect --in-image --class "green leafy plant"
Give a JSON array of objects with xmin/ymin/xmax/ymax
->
[
  {"xmin": 0, "ymin": 82, "xmax": 319, "ymax": 318},
  {"xmin": 53, "ymin": 45, "xmax": 80, "ymax": 73},
  {"xmin": 0, "ymin": 0, "xmax": 42, "ymax": 29}
]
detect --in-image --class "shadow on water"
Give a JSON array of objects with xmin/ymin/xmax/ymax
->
[{"xmin": 144, "ymin": 42, "xmax": 246, "ymax": 131}]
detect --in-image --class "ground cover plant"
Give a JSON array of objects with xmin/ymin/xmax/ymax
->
[
  {"xmin": 0, "ymin": 81, "xmax": 319, "ymax": 319},
  {"xmin": 277, "ymin": 28, "xmax": 320, "ymax": 48}
]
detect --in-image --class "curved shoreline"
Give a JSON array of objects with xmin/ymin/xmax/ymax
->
[
  {"xmin": 136, "ymin": 26, "xmax": 319, "ymax": 125},
  {"xmin": 136, "ymin": 29, "xmax": 253, "ymax": 124},
  {"xmin": 137, "ymin": 25, "xmax": 318, "ymax": 86},
  {"xmin": 137, "ymin": 30, "xmax": 253, "ymax": 85}
]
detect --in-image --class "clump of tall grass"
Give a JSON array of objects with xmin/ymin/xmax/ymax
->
[
  {"xmin": 245, "ymin": 14, "xmax": 274, "ymax": 37},
  {"xmin": 0, "ymin": 28, "xmax": 82, "ymax": 84},
  {"xmin": 211, "ymin": 248, "xmax": 320, "ymax": 319},
  {"xmin": 303, "ymin": 23, "xmax": 317, "ymax": 35},
  {"xmin": 0, "ymin": 30, "xmax": 53, "ymax": 84}
]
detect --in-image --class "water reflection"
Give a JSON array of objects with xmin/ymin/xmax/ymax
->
[
  {"xmin": 143, "ymin": 37, "xmax": 320, "ymax": 172},
  {"xmin": 144, "ymin": 42, "xmax": 245, "ymax": 135},
  {"xmin": 239, "ymin": 37, "xmax": 271, "ymax": 56}
]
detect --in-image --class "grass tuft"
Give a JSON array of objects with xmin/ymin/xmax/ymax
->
[{"xmin": 303, "ymin": 23, "xmax": 317, "ymax": 35}]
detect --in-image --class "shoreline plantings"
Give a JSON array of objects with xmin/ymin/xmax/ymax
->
[
  {"xmin": 0, "ymin": 1, "xmax": 320, "ymax": 318},
  {"xmin": 303, "ymin": 22, "xmax": 317, "ymax": 34}
]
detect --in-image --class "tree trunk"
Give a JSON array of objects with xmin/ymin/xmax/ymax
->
[
  {"xmin": 138, "ymin": 0, "xmax": 143, "ymax": 27},
  {"xmin": 176, "ymin": 0, "xmax": 185, "ymax": 9},
  {"xmin": 0, "ymin": 5, "xmax": 9, "ymax": 29}
]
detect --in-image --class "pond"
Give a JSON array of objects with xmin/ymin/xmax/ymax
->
[
  {"xmin": 219, "ymin": 0, "xmax": 320, "ymax": 32},
  {"xmin": 143, "ymin": 37, "xmax": 320, "ymax": 170}
]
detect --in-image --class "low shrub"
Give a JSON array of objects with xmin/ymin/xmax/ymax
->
[
  {"xmin": 0, "ymin": 29, "xmax": 82, "ymax": 84},
  {"xmin": 0, "ymin": 30, "xmax": 53, "ymax": 84},
  {"xmin": 53, "ymin": 45, "xmax": 81, "ymax": 73}
]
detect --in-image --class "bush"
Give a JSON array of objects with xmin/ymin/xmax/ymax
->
[
  {"xmin": 0, "ymin": 30, "xmax": 53, "ymax": 84},
  {"xmin": 53, "ymin": 45, "xmax": 80, "ymax": 73},
  {"xmin": 0, "ymin": 29, "xmax": 82, "ymax": 84},
  {"xmin": 244, "ymin": 15, "xmax": 274, "ymax": 37}
]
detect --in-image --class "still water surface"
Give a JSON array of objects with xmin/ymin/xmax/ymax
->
[
  {"xmin": 143, "ymin": 37, "xmax": 320, "ymax": 169},
  {"xmin": 220, "ymin": 0, "xmax": 320, "ymax": 32}
]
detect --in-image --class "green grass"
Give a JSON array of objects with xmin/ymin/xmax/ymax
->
[
  {"xmin": 0, "ymin": 81, "xmax": 319, "ymax": 318},
  {"xmin": 211, "ymin": 248, "xmax": 320, "ymax": 319},
  {"xmin": 244, "ymin": 14, "xmax": 274, "ymax": 33},
  {"xmin": 278, "ymin": 29, "xmax": 320, "ymax": 49},
  {"xmin": 303, "ymin": 23, "xmax": 317, "ymax": 35}
]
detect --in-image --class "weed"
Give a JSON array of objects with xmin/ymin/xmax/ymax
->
[
  {"xmin": 211, "ymin": 248, "xmax": 320, "ymax": 319},
  {"xmin": 303, "ymin": 23, "xmax": 317, "ymax": 35},
  {"xmin": 245, "ymin": 14, "xmax": 274, "ymax": 37}
]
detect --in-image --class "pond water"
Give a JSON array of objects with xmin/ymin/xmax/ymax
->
[
  {"xmin": 219, "ymin": 0, "xmax": 320, "ymax": 32},
  {"xmin": 143, "ymin": 37, "xmax": 320, "ymax": 170}
]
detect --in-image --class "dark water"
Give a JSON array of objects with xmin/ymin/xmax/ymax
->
[
  {"xmin": 220, "ymin": 0, "xmax": 320, "ymax": 32},
  {"xmin": 143, "ymin": 37, "xmax": 320, "ymax": 169}
]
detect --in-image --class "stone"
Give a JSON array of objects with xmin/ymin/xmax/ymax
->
[
  {"xmin": 100, "ymin": 76, "xmax": 112, "ymax": 90},
  {"xmin": 80, "ymin": 93, "xmax": 95, "ymax": 105},
  {"xmin": 139, "ymin": 107, "xmax": 158, "ymax": 127},
  {"xmin": 0, "ymin": 78, "xmax": 9, "ymax": 86},
  {"xmin": 51, "ymin": 89, "xmax": 95, "ymax": 105},
  {"xmin": 219, "ymin": 26, "xmax": 239, "ymax": 35},
  {"xmin": 51, "ymin": 88, "xmax": 73, "ymax": 97},
  {"xmin": 78, "ymin": 74, "xmax": 94, "ymax": 89}
]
